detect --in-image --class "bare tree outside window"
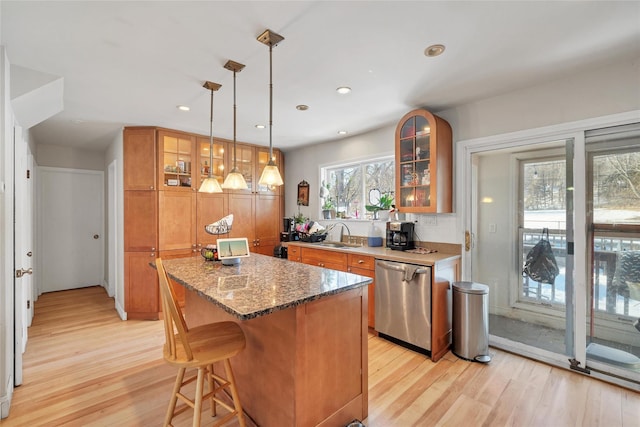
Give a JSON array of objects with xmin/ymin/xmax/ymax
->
[{"xmin": 323, "ymin": 157, "xmax": 394, "ymax": 219}]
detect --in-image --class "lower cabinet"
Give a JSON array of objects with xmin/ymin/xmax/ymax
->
[
  {"xmin": 301, "ymin": 247, "xmax": 347, "ymax": 271},
  {"xmin": 125, "ymin": 251, "xmax": 159, "ymax": 320},
  {"xmin": 347, "ymin": 253, "xmax": 376, "ymax": 330}
]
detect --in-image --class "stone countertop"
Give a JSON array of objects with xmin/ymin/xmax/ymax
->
[
  {"xmin": 285, "ymin": 241, "xmax": 461, "ymax": 266},
  {"xmin": 159, "ymin": 253, "xmax": 372, "ymax": 321}
]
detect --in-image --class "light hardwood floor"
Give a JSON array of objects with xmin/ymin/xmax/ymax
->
[{"xmin": 3, "ymin": 286, "xmax": 639, "ymax": 426}]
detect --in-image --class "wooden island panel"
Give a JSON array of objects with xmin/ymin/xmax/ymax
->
[{"xmin": 184, "ymin": 285, "xmax": 368, "ymax": 427}]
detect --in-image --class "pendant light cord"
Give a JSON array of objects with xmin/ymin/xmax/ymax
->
[
  {"xmin": 268, "ymin": 44, "xmax": 274, "ymax": 161},
  {"xmin": 208, "ymin": 88, "xmax": 214, "ymax": 178},
  {"xmin": 233, "ymin": 69, "xmax": 238, "ymax": 170}
]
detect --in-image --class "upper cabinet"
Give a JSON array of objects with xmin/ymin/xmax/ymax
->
[
  {"xmin": 395, "ymin": 109, "xmax": 453, "ymax": 213},
  {"xmin": 157, "ymin": 130, "xmax": 198, "ymax": 191},
  {"xmin": 124, "ymin": 128, "xmax": 157, "ymax": 191},
  {"xmin": 197, "ymin": 136, "xmax": 226, "ymax": 189},
  {"xmin": 229, "ymin": 143, "xmax": 283, "ymax": 195}
]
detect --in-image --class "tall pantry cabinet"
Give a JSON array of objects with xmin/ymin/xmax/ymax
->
[{"xmin": 124, "ymin": 126, "xmax": 284, "ymax": 320}]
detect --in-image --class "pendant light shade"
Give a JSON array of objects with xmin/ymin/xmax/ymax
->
[
  {"xmin": 222, "ymin": 60, "xmax": 248, "ymax": 190},
  {"xmin": 257, "ymin": 29, "xmax": 284, "ymax": 188},
  {"xmin": 199, "ymin": 80, "xmax": 223, "ymax": 193}
]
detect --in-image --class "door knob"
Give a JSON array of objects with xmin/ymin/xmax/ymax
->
[
  {"xmin": 16, "ymin": 268, "xmax": 33, "ymax": 278},
  {"xmin": 93, "ymin": 234, "xmax": 100, "ymax": 239},
  {"xmin": 27, "ymin": 251, "xmax": 32, "ymax": 257}
]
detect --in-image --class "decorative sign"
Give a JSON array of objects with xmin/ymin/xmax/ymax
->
[{"xmin": 297, "ymin": 180, "xmax": 310, "ymax": 206}]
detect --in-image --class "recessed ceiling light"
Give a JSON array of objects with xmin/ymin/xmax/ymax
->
[
  {"xmin": 296, "ymin": 104, "xmax": 309, "ymax": 111},
  {"xmin": 338, "ymin": 130, "xmax": 348, "ymax": 135},
  {"xmin": 71, "ymin": 119, "xmax": 84, "ymax": 124},
  {"xmin": 424, "ymin": 44, "xmax": 445, "ymax": 57},
  {"xmin": 255, "ymin": 124, "xmax": 265, "ymax": 129},
  {"xmin": 336, "ymin": 87, "xmax": 351, "ymax": 94},
  {"xmin": 177, "ymin": 105, "xmax": 190, "ymax": 111}
]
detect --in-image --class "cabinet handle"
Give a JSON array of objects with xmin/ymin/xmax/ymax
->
[
  {"xmin": 318, "ymin": 262, "xmax": 324, "ymax": 267},
  {"xmin": 151, "ymin": 247, "xmax": 156, "ymax": 251},
  {"xmin": 150, "ymin": 253, "xmax": 155, "ymax": 257},
  {"xmin": 358, "ymin": 259, "xmax": 364, "ymax": 264},
  {"xmin": 149, "ymin": 186, "xmax": 154, "ymax": 190}
]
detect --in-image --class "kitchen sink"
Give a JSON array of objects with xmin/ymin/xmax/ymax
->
[{"xmin": 315, "ymin": 241, "xmax": 360, "ymax": 249}]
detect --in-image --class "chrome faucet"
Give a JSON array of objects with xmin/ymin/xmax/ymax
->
[{"xmin": 330, "ymin": 222, "xmax": 351, "ymax": 243}]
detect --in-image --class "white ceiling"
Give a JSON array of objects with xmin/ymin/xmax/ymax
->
[{"xmin": 2, "ymin": 1, "xmax": 639, "ymax": 152}]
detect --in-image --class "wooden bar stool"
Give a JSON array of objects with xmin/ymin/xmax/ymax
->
[{"xmin": 156, "ymin": 258, "xmax": 247, "ymax": 427}]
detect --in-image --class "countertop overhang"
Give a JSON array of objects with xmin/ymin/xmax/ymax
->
[{"xmin": 158, "ymin": 254, "xmax": 372, "ymax": 320}]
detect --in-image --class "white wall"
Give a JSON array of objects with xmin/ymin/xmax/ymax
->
[
  {"xmin": 283, "ymin": 58, "xmax": 640, "ymax": 246},
  {"xmin": 0, "ymin": 46, "xmax": 14, "ymax": 418},
  {"xmin": 104, "ymin": 132, "xmax": 124, "ymax": 319},
  {"xmin": 35, "ymin": 144, "xmax": 104, "ymax": 170}
]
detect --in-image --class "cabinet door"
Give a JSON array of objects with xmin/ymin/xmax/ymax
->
[
  {"xmin": 158, "ymin": 191, "xmax": 196, "ymax": 251},
  {"xmin": 197, "ymin": 136, "xmax": 226, "ymax": 190},
  {"xmin": 158, "ymin": 130, "xmax": 197, "ymax": 191},
  {"xmin": 124, "ymin": 128, "xmax": 156, "ymax": 190},
  {"xmin": 349, "ymin": 265, "xmax": 375, "ymax": 329},
  {"xmin": 124, "ymin": 191, "xmax": 158, "ymax": 251},
  {"xmin": 125, "ymin": 251, "xmax": 159, "ymax": 320},
  {"xmin": 395, "ymin": 109, "xmax": 452, "ymax": 213},
  {"xmin": 431, "ymin": 259, "xmax": 459, "ymax": 362},
  {"xmin": 228, "ymin": 193, "xmax": 255, "ymax": 244},
  {"xmin": 255, "ymin": 194, "xmax": 280, "ymax": 254},
  {"xmin": 196, "ymin": 192, "xmax": 229, "ymax": 247},
  {"xmin": 287, "ymin": 244, "xmax": 301, "ymax": 262}
]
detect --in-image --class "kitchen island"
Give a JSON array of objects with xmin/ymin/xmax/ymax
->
[{"xmin": 160, "ymin": 254, "xmax": 372, "ymax": 427}]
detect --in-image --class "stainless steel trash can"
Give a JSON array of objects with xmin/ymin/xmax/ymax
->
[{"xmin": 452, "ymin": 281, "xmax": 491, "ymax": 363}]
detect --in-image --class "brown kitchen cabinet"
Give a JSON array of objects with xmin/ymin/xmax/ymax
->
[
  {"xmin": 228, "ymin": 142, "xmax": 283, "ymax": 195},
  {"xmin": 348, "ymin": 253, "xmax": 376, "ymax": 329},
  {"xmin": 196, "ymin": 136, "xmax": 227, "ymax": 189},
  {"xmin": 157, "ymin": 129, "xmax": 198, "ymax": 191},
  {"xmin": 301, "ymin": 247, "xmax": 348, "ymax": 271},
  {"xmin": 124, "ymin": 127, "xmax": 156, "ymax": 191},
  {"xmin": 395, "ymin": 109, "xmax": 452, "ymax": 213},
  {"xmin": 125, "ymin": 251, "xmax": 159, "ymax": 320},
  {"xmin": 430, "ymin": 257, "xmax": 460, "ymax": 362},
  {"xmin": 123, "ymin": 126, "xmax": 284, "ymax": 320},
  {"xmin": 287, "ymin": 245, "xmax": 301, "ymax": 262}
]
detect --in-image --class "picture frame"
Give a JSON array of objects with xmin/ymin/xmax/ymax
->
[{"xmin": 297, "ymin": 180, "xmax": 310, "ymax": 206}]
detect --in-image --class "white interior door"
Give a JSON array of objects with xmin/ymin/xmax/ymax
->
[
  {"xmin": 13, "ymin": 124, "xmax": 31, "ymax": 386},
  {"xmin": 38, "ymin": 167, "xmax": 104, "ymax": 292}
]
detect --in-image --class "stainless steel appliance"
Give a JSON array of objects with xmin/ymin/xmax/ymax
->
[
  {"xmin": 375, "ymin": 260, "xmax": 431, "ymax": 353},
  {"xmin": 386, "ymin": 221, "xmax": 415, "ymax": 250}
]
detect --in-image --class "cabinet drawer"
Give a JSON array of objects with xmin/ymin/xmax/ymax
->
[
  {"xmin": 287, "ymin": 245, "xmax": 301, "ymax": 262},
  {"xmin": 347, "ymin": 253, "xmax": 375, "ymax": 270},
  {"xmin": 301, "ymin": 247, "xmax": 347, "ymax": 270}
]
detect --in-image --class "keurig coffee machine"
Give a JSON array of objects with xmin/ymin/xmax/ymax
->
[{"xmin": 386, "ymin": 221, "xmax": 415, "ymax": 250}]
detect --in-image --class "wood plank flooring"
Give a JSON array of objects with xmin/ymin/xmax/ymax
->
[{"xmin": 3, "ymin": 286, "xmax": 639, "ymax": 426}]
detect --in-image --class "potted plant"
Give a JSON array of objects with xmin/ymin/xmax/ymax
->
[
  {"xmin": 365, "ymin": 192, "xmax": 394, "ymax": 220},
  {"xmin": 322, "ymin": 197, "xmax": 335, "ymax": 219}
]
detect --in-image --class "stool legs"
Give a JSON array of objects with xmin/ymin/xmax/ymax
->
[
  {"xmin": 224, "ymin": 359, "xmax": 246, "ymax": 427},
  {"xmin": 165, "ymin": 367, "xmax": 186, "ymax": 427},
  {"xmin": 193, "ymin": 368, "xmax": 205, "ymax": 427},
  {"xmin": 207, "ymin": 364, "xmax": 216, "ymax": 417}
]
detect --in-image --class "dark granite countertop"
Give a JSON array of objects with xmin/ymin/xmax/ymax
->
[{"xmin": 159, "ymin": 253, "xmax": 372, "ymax": 320}]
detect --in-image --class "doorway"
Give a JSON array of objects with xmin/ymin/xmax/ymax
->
[
  {"xmin": 461, "ymin": 115, "xmax": 640, "ymax": 389},
  {"xmin": 37, "ymin": 167, "xmax": 104, "ymax": 293}
]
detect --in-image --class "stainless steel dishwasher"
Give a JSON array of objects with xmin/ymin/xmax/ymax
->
[{"xmin": 375, "ymin": 260, "xmax": 432, "ymax": 353}]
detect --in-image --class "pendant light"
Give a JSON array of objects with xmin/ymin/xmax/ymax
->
[
  {"xmin": 257, "ymin": 29, "xmax": 284, "ymax": 188},
  {"xmin": 199, "ymin": 81, "xmax": 223, "ymax": 193},
  {"xmin": 222, "ymin": 60, "xmax": 248, "ymax": 190}
]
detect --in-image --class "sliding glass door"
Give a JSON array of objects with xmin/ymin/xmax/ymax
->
[
  {"xmin": 469, "ymin": 139, "xmax": 575, "ymax": 362},
  {"xmin": 461, "ymin": 117, "xmax": 640, "ymax": 388},
  {"xmin": 585, "ymin": 125, "xmax": 640, "ymax": 380}
]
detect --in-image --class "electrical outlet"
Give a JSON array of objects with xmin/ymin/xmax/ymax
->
[{"xmin": 422, "ymin": 215, "xmax": 437, "ymax": 226}]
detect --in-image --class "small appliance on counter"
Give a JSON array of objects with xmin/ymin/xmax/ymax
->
[
  {"xmin": 280, "ymin": 217, "xmax": 298, "ymax": 242},
  {"xmin": 386, "ymin": 221, "xmax": 415, "ymax": 250}
]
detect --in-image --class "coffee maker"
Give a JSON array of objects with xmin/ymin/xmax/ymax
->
[
  {"xmin": 386, "ymin": 221, "xmax": 415, "ymax": 250},
  {"xmin": 280, "ymin": 217, "xmax": 298, "ymax": 242}
]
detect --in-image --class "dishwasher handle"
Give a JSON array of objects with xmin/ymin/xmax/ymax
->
[{"xmin": 377, "ymin": 260, "xmax": 429, "ymax": 281}]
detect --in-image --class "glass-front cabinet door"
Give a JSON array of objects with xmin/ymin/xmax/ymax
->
[
  {"xmin": 395, "ymin": 109, "xmax": 452, "ymax": 213},
  {"xmin": 158, "ymin": 130, "xmax": 197, "ymax": 190},
  {"xmin": 197, "ymin": 137, "xmax": 226, "ymax": 188},
  {"xmin": 256, "ymin": 147, "xmax": 282, "ymax": 195}
]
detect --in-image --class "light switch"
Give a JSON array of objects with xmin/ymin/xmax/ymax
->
[{"xmin": 489, "ymin": 223, "xmax": 497, "ymax": 233}]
